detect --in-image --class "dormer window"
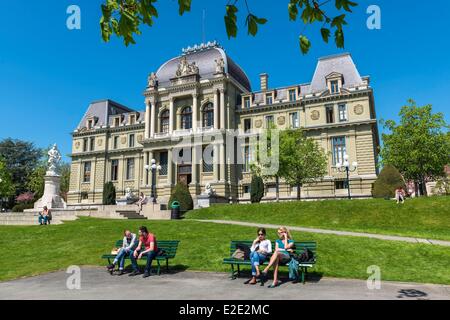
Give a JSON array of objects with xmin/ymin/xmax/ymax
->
[
  {"xmin": 87, "ymin": 120, "xmax": 93, "ymax": 129},
  {"xmin": 289, "ymin": 89, "xmax": 297, "ymax": 102},
  {"xmin": 330, "ymin": 80, "xmax": 339, "ymax": 94},
  {"xmin": 265, "ymin": 93, "xmax": 273, "ymax": 105},
  {"xmin": 129, "ymin": 114, "xmax": 136, "ymax": 125},
  {"xmin": 86, "ymin": 116, "xmax": 98, "ymax": 129},
  {"xmin": 243, "ymin": 97, "xmax": 251, "ymax": 109},
  {"xmin": 114, "ymin": 116, "xmax": 121, "ymax": 127}
]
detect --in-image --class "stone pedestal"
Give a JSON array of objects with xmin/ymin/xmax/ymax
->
[{"xmin": 34, "ymin": 174, "xmax": 67, "ymax": 210}]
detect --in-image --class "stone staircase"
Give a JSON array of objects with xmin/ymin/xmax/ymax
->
[{"xmin": 116, "ymin": 210, "xmax": 147, "ymax": 220}]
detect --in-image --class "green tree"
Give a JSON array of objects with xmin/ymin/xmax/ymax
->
[
  {"xmin": 380, "ymin": 100, "xmax": 450, "ymax": 196},
  {"xmin": 250, "ymin": 174, "xmax": 265, "ymax": 203},
  {"xmin": 169, "ymin": 183, "xmax": 193, "ymax": 212},
  {"xmin": 0, "ymin": 138, "xmax": 42, "ymax": 205},
  {"xmin": 100, "ymin": 0, "xmax": 358, "ymax": 54},
  {"xmin": 278, "ymin": 129, "xmax": 328, "ymax": 200},
  {"xmin": 103, "ymin": 182, "xmax": 117, "ymax": 205},
  {"xmin": 0, "ymin": 158, "xmax": 14, "ymax": 199},
  {"xmin": 27, "ymin": 164, "xmax": 47, "ymax": 200},
  {"xmin": 60, "ymin": 163, "xmax": 71, "ymax": 202},
  {"xmin": 372, "ymin": 164, "xmax": 406, "ymax": 199}
]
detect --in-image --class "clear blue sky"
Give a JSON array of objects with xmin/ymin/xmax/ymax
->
[{"xmin": 0, "ymin": 0, "xmax": 449, "ymax": 161}]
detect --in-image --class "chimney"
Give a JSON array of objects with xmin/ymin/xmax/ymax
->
[{"xmin": 260, "ymin": 73, "xmax": 268, "ymax": 91}]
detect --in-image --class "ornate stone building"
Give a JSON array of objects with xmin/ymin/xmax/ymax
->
[{"xmin": 68, "ymin": 42, "xmax": 379, "ymax": 206}]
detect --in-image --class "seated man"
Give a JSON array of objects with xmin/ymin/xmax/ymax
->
[
  {"xmin": 129, "ymin": 226, "xmax": 159, "ymax": 278},
  {"xmin": 107, "ymin": 230, "xmax": 137, "ymax": 275},
  {"xmin": 38, "ymin": 206, "xmax": 50, "ymax": 225}
]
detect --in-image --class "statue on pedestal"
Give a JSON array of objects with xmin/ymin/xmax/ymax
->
[
  {"xmin": 214, "ymin": 58, "xmax": 225, "ymax": 74},
  {"xmin": 47, "ymin": 144, "xmax": 62, "ymax": 176},
  {"xmin": 147, "ymin": 72, "xmax": 158, "ymax": 88}
]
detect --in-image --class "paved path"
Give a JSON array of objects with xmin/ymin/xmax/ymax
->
[
  {"xmin": 0, "ymin": 267, "xmax": 448, "ymax": 300},
  {"xmin": 195, "ymin": 220, "xmax": 450, "ymax": 247}
]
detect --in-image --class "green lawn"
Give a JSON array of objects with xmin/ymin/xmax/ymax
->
[
  {"xmin": 0, "ymin": 217, "xmax": 449, "ymax": 285},
  {"xmin": 186, "ymin": 196, "xmax": 450, "ymax": 241}
]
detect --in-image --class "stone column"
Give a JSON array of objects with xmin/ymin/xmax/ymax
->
[
  {"xmin": 220, "ymin": 89, "xmax": 226, "ymax": 129},
  {"xmin": 145, "ymin": 101, "xmax": 151, "ymax": 139},
  {"xmin": 148, "ymin": 151, "xmax": 154, "ymax": 188},
  {"xmin": 192, "ymin": 93, "xmax": 198, "ymax": 133},
  {"xmin": 150, "ymin": 100, "xmax": 156, "ymax": 138},
  {"xmin": 213, "ymin": 144, "xmax": 219, "ymax": 182},
  {"xmin": 213, "ymin": 90, "xmax": 219, "ymax": 130},
  {"xmin": 191, "ymin": 145, "xmax": 198, "ymax": 184},
  {"xmin": 219, "ymin": 143, "xmax": 226, "ymax": 182},
  {"xmin": 169, "ymin": 98, "xmax": 175, "ymax": 134},
  {"xmin": 168, "ymin": 148, "xmax": 173, "ymax": 186}
]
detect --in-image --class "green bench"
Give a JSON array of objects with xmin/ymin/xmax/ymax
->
[
  {"xmin": 101, "ymin": 240, "xmax": 180, "ymax": 275},
  {"xmin": 223, "ymin": 240, "xmax": 317, "ymax": 284}
]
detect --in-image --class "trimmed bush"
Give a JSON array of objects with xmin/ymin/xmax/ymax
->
[
  {"xmin": 103, "ymin": 182, "xmax": 116, "ymax": 205},
  {"xmin": 373, "ymin": 164, "xmax": 406, "ymax": 198},
  {"xmin": 168, "ymin": 183, "xmax": 193, "ymax": 212},
  {"xmin": 250, "ymin": 175, "xmax": 264, "ymax": 203},
  {"xmin": 12, "ymin": 202, "xmax": 34, "ymax": 212}
]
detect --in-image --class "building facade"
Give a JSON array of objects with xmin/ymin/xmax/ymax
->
[{"xmin": 68, "ymin": 42, "xmax": 379, "ymax": 206}]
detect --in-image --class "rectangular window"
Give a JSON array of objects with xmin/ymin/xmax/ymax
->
[
  {"xmin": 89, "ymin": 137, "xmax": 95, "ymax": 151},
  {"xmin": 129, "ymin": 115, "xmax": 136, "ymax": 125},
  {"xmin": 243, "ymin": 97, "xmax": 251, "ymax": 109},
  {"xmin": 114, "ymin": 117, "xmax": 120, "ymax": 127},
  {"xmin": 126, "ymin": 158, "xmax": 135, "ymax": 180},
  {"xmin": 289, "ymin": 89, "xmax": 296, "ymax": 102},
  {"xmin": 243, "ymin": 185, "xmax": 250, "ymax": 194},
  {"xmin": 332, "ymin": 136, "xmax": 346, "ymax": 165},
  {"xmin": 338, "ymin": 104, "xmax": 348, "ymax": 122},
  {"xmin": 244, "ymin": 119, "xmax": 251, "ymax": 133},
  {"xmin": 159, "ymin": 152, "xmax": 168, "ymax": 175},
  {"xmin": 326, "ymin": 105, "xmax": 335, "ymax": 124},
  {"xmin": 83, "ymin": 138, "xmax": 88, "ymax": 152},
  {"xmin": 266, "ymin": 184, "xmax": 277, "ymax": 194},
  {"xmin": 87, "ymin": 120, "xmax": 93, "ymax": 129},
  {"xmin": 129, "ymin": 134, "xmax": 135, "ymax": 148},
  {"xmin": 113, "ymin": 136, "xmax": 119, "ymax": 149},
  {"xmin": 83, "ymin": 162, "xmax": 91, "ymax": 183},
  {"xmin": 111, "ymin": 159, "xmax": 119, "ymax": 181},
  {"xmin": 243, "ymin": 145, "xmax": 250, "ymax": 173},
  {"xmin": 335, "ymin": 180, "xmax": 346, "ymax": 190},
  {"xmin": 265, "ymin": 93, "xmax": 273, "ymax": 105},
  {"xmin": 330, "ymin": 80, "xmax": 339, "ymax": 94},
  {"xmin": 265, "ymin": 115, "xmax": 274, "ymax": 128},
  {"xmin": 289, "ymin": 112, "xmax": 299, "ymax": 128}
]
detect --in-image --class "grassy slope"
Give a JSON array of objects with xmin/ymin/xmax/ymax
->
[
  {"xmin": 186, "ymin": 197, "xmax": 450, "ymax": 241},
  {"xmin": 0, "ymin": 217, "xmax": 449, "ymax": 285}
]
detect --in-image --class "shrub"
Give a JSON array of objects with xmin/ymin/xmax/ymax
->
[
  {"xmin": 16, "ymin": 192, "xmax": 35, "ymax": 203},
  {"xmin": 12, "ymin": 202, "xmax": 34, "ymax": 212},
  {"xmin": 168, "ymin": 183, "xmax": 193, "ymax": 212},
  {"xmin": 250, "ymin": 175, "xmax": 264, "ymax": 203},
  {"xmin": 373, "ymin": 164, "xmax": 406, "ymax": 198},
  {"xmin": 103, "ymin": 182, "xmax": 116, "ymax": 205}
]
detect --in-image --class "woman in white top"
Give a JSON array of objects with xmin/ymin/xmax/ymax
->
[{"xmin": 245, "ymin": 228, "xmax": 272, "ymax": 285}]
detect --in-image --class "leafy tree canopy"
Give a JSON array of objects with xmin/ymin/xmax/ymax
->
[
  {"xmin": 278, "ymin": 129, "xmax": 328, "ymax": 199},
  {"xmin": 0, "ymin": 157, "xmax": 15, "ymax": 198},
  {"xmin": 380, "ymin": 100, "xmax": 450, "ymax": 195},
  {"xmin": 100, "ymin": 0, "xmax": 358, "ymax": 54}
]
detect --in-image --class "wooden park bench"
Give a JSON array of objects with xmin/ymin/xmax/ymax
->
[
  {"xmin": 223, "ymin": 240, "xmax": 317, "ymax": 284},
  {"xmin": 101, "ymin": 240, "xmax": 180, "ymax": 275}
]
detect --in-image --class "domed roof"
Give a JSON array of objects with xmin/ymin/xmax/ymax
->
[{"xmin": 155, "ymin": 42, "xmax": 251, "ymax": 92}]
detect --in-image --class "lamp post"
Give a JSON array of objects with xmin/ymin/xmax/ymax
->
[
  {"xmin": 336, "ymin": 154, "xmax": 358, "ymax": 200},
  {"xmin": 149, "ymin": 159, "xmax": 162, "ymax": 204}
]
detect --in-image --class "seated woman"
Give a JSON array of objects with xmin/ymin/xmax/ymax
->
[
  {"xmin": 136, "ymin": 192, "xmax": 148, "ymax": 212},
  {"xmin": 107, "ymin": 230, "xmax": 137, "ymax": 275},
  {"xmin": 261, "ymin": 227, "xmax": 294, "ymax": 288},
  {"xmin": 245, "ymin": 228, "xmax": 272, "ymax": 285},
  {"xmin": 38, "ymin": 206, "xmax": 50, "ymax": 225}
]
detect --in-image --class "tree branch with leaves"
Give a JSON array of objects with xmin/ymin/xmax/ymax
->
[{"xmin": 100, "ymin": 0, "xmax": 358, "ymax": 54}]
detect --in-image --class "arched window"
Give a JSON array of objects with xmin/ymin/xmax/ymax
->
[
  {"xmin": 181, "ymin": 106, "xmax": 192, "ymax": 130},
  {"xmin": 202, "ymin": 103, "xmax": 214, "ymax": 128},
  {"xmin": 160, "ymin": 110, "xmax": 169, "ymax": 133}
]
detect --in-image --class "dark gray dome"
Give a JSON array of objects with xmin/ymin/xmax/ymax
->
[{"xmin": 155, "ymin": 45, "xmax": 251, "ymax": 92}]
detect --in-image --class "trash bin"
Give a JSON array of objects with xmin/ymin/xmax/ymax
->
[{"xmin": 171, "ymin": 201, "xmax": 181, "ymax": 220}]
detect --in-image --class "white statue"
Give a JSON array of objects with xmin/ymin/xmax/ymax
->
[
  {"xmin": 176, "ymin": 56, "xmax": 199, "ymax": 77},
  {"xmin": 47, "ymin": 144, "xmax": 62, "ymax": 176},
  {"xmin": 204, "ymin": 183, "xmax": 214, "ymax": 197},
  {"xmin": 215, "ymin": 58, "xmax": 225, "ymax": 74},
  {"xmin": 125, "ymin": 188, "xmax": 133, "ymax": 199},
  {"xmin": 147, "ymin": 72, "xmax": 158, "ymax": 88}
]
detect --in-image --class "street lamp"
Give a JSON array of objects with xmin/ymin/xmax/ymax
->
[
  {"xmin": 336, "ymin": 154, "xmax": 358, "ymax": 199},
  {"xmin": 149, "ymin": 159, "xmax": 162, "ymax": 204}
]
